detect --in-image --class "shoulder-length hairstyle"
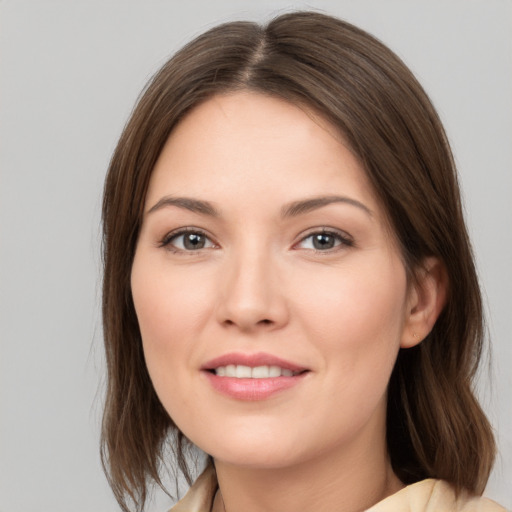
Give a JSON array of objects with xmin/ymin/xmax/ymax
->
[{"xmin": 101, "ymin": 11, "xmax": 495, "ymax": 512}]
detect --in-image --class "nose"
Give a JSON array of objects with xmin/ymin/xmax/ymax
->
[{"xmin": 215, "ymin": 247, "xmax": 289, "ymax": 333}]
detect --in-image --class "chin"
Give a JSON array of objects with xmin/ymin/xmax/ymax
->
[
  {"xmin": 183, "ymin": 421, "xmax": 306, "ymax": 469},
  {"xmin": 207, "ymin": 442, "xmax": 305, "ymax": 470},
  {"xmin": 182, "ymin": 416, "xmax": 352, "ymax": 472}
]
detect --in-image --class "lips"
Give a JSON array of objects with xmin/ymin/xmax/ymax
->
[
  {"xmin": 214, "ymin": 364, "xmax": 299, "ymax": 378},
  {"xmin": 201, "ymin": 352, "xmax": 309, "ymax": 400},
  {"xmin": 202, "ymin": 352, "xmax": 306, "ymax": 373}
]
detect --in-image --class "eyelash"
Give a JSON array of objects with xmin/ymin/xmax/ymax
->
[
  {"xmin": 295, "ymin": 229, "xmax": 354, "ymax": 253},
  {"xmin": 158, "ymin": 227, "xmax": 354, "ymax": 254},
  {"xmin": 159, "ymin": 227, "xmax": 216, "ymax": 254}
]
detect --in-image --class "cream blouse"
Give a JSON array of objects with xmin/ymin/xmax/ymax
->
[{"xmin": 169, "ymin": 464, "xmax": 508, "ymax": 512}]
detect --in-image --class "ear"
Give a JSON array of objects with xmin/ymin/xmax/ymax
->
[{"xmin": 401, "ymin": 257, "xmax": 448, "ymax": 348}]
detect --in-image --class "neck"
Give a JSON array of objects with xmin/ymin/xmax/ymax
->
[{"xmin": 212, "ymin": 426, "xmax": 403, "ymax": 512}]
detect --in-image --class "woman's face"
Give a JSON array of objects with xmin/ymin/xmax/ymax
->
[{"xmin": 131, "ymin": 92, "xmax": 416, "ymax": 469}]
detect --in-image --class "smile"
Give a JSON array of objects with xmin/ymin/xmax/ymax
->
[
  {"xmin": 202, "ymin": 353, "xmax": 309, "ymax": 400},
  {"xmin": 213, "ymin": 365, "xmax": 301, "ymax": 378}
]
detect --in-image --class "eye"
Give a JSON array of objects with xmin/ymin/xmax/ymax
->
[
  {"xmin": 296, "ymin": 229, "xmax": 353, "ymax": 251},
  {"xmin": 161, "ymin": 229, "xmax": 215, "ymax": 252}
]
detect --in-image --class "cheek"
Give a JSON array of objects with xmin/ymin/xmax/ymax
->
[
  {"xmin": 131, "ymin": 255, "xmax": 212, "ymax": 423},
  {"xmin": 130, "ymin": 255, "xmax": 207, "ymax": 411},
  {"xmin": 131, "ymin": 254, "xmax": 208, "ymax": 348},
  {"xmin": 296, "ymin": 255, "xmax": 406, "ymax": 332},
  {"xmin": 291, "ymin": 256, "xmax": 407, "ymax": 386}
]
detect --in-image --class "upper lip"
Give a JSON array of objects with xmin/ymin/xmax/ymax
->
[{"xmin": 201, "ymin": 352, "xmax": 308, "ymax": 372}]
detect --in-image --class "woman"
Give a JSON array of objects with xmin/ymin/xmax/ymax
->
[{"xmin": 101, "ymin": 11, "xmax": 506, "ymax": 512}]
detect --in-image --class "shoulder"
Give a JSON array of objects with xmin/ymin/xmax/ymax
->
[
  {"xmin": 168, "ymin": 469, "xmax": 509, "ymax": 512},
  {"xmin": 367, "ymin": 479, "xmax": 508, "ymax": 512},
  {"xmin": 168, "ymin": 464, "xmax": 218, "ymax": 512}
]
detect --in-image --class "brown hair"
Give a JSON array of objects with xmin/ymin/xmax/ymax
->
[{"xmin": 101, "ymin": 11, "xmax": 495, "ymax": 511}]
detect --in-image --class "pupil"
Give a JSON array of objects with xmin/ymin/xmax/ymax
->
[
  {"xmin": 184, "ymin": 233, "xmax": 205, "ymax": 250},
  {"xmin": 313, "ymin": 234, "xmax": 334, "ymax": 250}
]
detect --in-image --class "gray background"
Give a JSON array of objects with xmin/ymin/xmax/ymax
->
[{"xmin": 0, "ymin": 1, "xmax": 510, "ymax": 510}]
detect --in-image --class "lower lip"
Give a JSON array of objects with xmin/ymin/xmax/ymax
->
[{"xmin": 203, "ymin": 372, "xmax": 307, "ymax": 400}]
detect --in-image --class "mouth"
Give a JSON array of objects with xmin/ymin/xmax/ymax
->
[
  {"xmin": 201, "ymin": 353, "xmax": 309, "ymax": 400},
  {"xmin": 209, "ymin": 364, "xmax": 304, "ymax": 378}
]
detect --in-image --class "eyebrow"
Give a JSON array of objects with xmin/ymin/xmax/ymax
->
[
  {"xmin": 147, "ymin": 194, "xmax": 372, "ymax": 218},
  {"xmin": 281, "ymin": 195, "xmax": 372, "ymax": 218},
  {"xmin": 147, "ymin": 196, "xmax": 220, "ymax": 217}
]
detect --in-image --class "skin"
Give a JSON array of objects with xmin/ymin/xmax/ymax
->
[{"xmin": 131, "ymin": 92, "xmax": 445, "ymax": 512}]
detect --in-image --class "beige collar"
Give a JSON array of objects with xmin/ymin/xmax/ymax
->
[{"xmin": 170, "ymin": 463, "xmax": 506, "ymax": 512}]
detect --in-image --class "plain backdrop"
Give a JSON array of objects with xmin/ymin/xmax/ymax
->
[{"xmin": 0, "ymin": 1, "xmax": 511, "ymax": 511}]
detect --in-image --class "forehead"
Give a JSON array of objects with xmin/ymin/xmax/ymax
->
[{"xmin": 145, "ymin": 92, "xmax": 378, "ymax": 215}]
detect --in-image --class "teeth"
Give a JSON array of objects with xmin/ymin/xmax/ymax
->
[
  {"xmin": 214, "ymin": 364, "xmax": 298, "ymax": 378},
  {"xmin": 269, "ymin": 365, "xmax": 281, "ymax": 377},
  {"xmin": 252, "ymin": 365, "xmax": 270, "ymax": 378},
  {"xmin": 235, "ymin": 365, "xmax": 252, "ymax": 378}
]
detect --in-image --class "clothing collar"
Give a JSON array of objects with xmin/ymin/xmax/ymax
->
[{"xmin": 169, "ymin": 463, "xmax": 506, "ymax": 512}]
